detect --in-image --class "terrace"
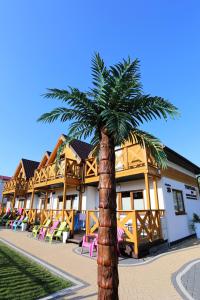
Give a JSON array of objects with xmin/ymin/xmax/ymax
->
[
  {"xmin": 33, "ymin": 157, "xmax": 82, "ymax": 188},
  {"xmin": 84, "ymin": 143, "xmax": 160, "ymax": 184},
  {"xmin": 0, "ymin": 207, "xmax": 165, "ymax": 258},
  {"xmin": 3, "ymin": 178, "xmax": 27, "ymax": 196}
]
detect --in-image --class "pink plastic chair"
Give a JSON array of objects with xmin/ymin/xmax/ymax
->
[
  {"xmin": 117, "ymin": 227, "xmax": 125, "ymax": 255},
  {"xmin": 38, "ymin": 220, "xmax": 59, "ymax": 241},
  {"xmin": 81, "ymin": 234, "xmax": 98, "ymax": 257}
]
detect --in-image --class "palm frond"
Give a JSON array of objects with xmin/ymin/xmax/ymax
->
[{"xmin": 126, "ymin": 95, "xmax": 179, "ymax": 123}]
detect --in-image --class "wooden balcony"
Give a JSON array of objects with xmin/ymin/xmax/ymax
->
[
  {"xmin": 3, "ymin": 178, "xmax": 27, "ymax": 196},
  {"xmin": 33, "ymin": 158, "xmax": 82, "ymax": 188},
  {"xmin": 85, "ymin": 143, "xmax": 160, "ymax": 183}
]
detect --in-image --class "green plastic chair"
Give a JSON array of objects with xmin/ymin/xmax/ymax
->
[
  {"xmin": 32, "ymin": 219, "xmax": 51, "ymax": 238},
  {"xmin": 48, "ymin": 221, "xmax": 67, "ymax": 242}
]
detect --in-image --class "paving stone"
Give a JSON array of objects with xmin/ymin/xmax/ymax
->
[
  {"xmin": 181, "ymin": 262, "xmax": 200, "ymax": 300},
  {"xmin": 1, "ymin": 229, "xmax": 200, "ymax": 299}
]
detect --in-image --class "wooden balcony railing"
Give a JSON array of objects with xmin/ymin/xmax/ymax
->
[
  {"xmin": 3, "ymin": 178, "xmax": 27, "ymax": 194},
  {"xmin": 8, "ymin": 207, "xmax": 164, "ymax": 257},
  {"xmin": 34, "ymin": 158, "xmax": 82, "ymax": 185},
  {"xmin": 27, "ymin": 178, "xmax": 34, "ymax": 191},
  {"xmin": 86, "ymin": 209, "xmax": 165, "ymax": 257},
  {"xmin": 85, "ymin": 143, "xmax": 152, "ymax": 178}
]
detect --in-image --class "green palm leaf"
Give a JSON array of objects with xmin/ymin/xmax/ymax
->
[{"xmin": 38, "ymin": 53, "xmax": 178, "ymax": 168}]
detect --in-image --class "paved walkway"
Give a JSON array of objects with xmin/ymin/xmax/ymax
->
[
  {"xmin": 174, "ymin": 259, "xmax": 200, "ymax": 300},
  {"xmin": 0, "ymin": 229, "xmax": 200, "ymax": 299}
]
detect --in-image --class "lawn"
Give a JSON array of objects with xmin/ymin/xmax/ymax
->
[{"xmin": 0, "ymin": 241, "xmax": 72, "ymax": 300}]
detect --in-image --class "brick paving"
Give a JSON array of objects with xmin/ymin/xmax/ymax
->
[
  {"xmin": 0, "ymin": 228, "xmax": 200, "ymax": 299},
  {"xmin": 181, "ymin": 261, "xmax": 200, "ymax": 300}
]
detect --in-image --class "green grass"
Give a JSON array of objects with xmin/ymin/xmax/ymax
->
[{"xmin": 0, "ymin": 241, "xmax": 72, "ymax": 300}]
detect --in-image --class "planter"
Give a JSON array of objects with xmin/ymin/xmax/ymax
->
[
  {"xmin": 194, "ymin": 223, "xmax": 200, "ymax": 239},
  {"xmin": 21, "ymin": 223, "xmax": 27, "ymax": 232},
  {"xmin": 63, "ymin": 231, "xmax": 70, "ymax": 243}
]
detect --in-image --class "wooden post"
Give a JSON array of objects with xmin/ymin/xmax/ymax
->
[
  {"xmin": 45, "ymin": 192, "xmax": 48, "ymax": 209},
  {"xmin": 130, "ymin": 192, "xmax": 134, "ymax": 210},
  {"xmin": 86, "ymin": 210, "xmax": 89, "ymax": 235},
  {"xmin": 78, "ymin": 188, "xmax": 82, "ymax": 211},
  {"xmin": 71, "ymin": 209, "xmax": 75, "ymax": 236},
  {"xmin": 153, "ymin": 176, "xmax": 159, "ymax": 209},
  {"xmin": 117, "ymin": 192, "xmax": 122, "ymax": 210},
  {"xmin": 62, "ymin": 181, "xmax": 67, "ymax": 221},
  {"xmin": 132, "ymin": 210, "xmax": 139, "ymax": 258},
  {"xmin": 13, "ymin": 191, "xmax": 16, "ymax": 210},
  {"xmin": 144, "ymin": 173, "xmax": 151, "ymax": 210}
]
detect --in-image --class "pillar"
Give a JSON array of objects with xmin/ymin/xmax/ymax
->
[
  {"xmin": 144, "ymin": 173, "xmax": 151, "ymax": 209},
  {"xmin": 153, "ymin": 176, "xmax": 159, "ymax": 209}
]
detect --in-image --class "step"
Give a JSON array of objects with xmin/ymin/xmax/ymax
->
[{"xmin": 67, "ymin": 238, "xmax": 82, "ymax": 246}]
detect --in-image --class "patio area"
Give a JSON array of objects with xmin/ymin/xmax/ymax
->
[{"xmin": 0, "ymin": 228, "xmax": 200, "ymax": 299}]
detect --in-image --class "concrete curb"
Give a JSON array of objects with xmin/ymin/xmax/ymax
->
[
  {"xmin": 0, "ymin": 238, "xmax": 88, "ymax": 300},
  {"xmin": 172, "ymin": 259, "xmax": 200, "ymax": 300},
  {"xmin": 74, "ymin": 244, "xmax": 200, "ymax": 267}
]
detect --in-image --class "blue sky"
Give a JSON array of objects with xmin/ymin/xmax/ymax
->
[{"xmin": 0, "ymin": 1, "xmax": 200, "ymax": 176}]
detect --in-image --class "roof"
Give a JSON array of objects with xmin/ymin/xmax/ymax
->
[
  {"xmin": 38, "ymin": 151, "xmax": 52, "ymax": 169},
  {"xmin": 0, "ymin": 175, "xmax": 11, "ymax": 181},
  {"xmin": 46, "ymin": 151, "xmax": 52, "ymax": 157},
  {"xmin": 21, "ymin": 159, "xmax": 40, "ymax": 179},
  {"xmin": 70, "ymin": 140, "xmax": 93, "ymax": 160},
  {"xmin": 62, "ymin": 134, "xmax": 93, "ymax": 160},
  {"xmin": 164, "ymin": 146, "xmax": 200, "ymax": 175}
]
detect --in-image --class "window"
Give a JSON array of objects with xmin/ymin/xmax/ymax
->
[
  {"xmin": 133, "ymin": 191, "xmax": 144, "ymax": 210},
  {"xmin": 121, "ymin": 192, "xmax": 131, "ymax": 210},
  {"xmin": 117, "ymin": 190, "xmax": 144, "ymax": 210},
  {"xmin": 66, "ymin": 194, "xmax": 79, "ymax": 210},
  {"xmin": 172, "ymin": 190, "xmax": 185, "ymax": 215}
]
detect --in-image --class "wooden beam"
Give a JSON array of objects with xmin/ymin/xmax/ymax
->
[
  {"xmin": 117, "ymin": 192, "xmax": 122, "ymax": 210},
  {"xmin": 162, "ymin": 166, "xmax": 198, "ymax": 187},
  {"xmin": 133, "ymin": 210, "xmax": 139, "ymax": 258},
  {"xmin": 130, "ymin": 192, "xmax": 134, "ymax": 210},
  {"xmin": 13, "ymin": 191, "xmax": 16, "ymax": 210},
  {"xmin": 78, "ymin": 187, "xmax": 82, "ymax": 211},
  {"xmin": 45, "ymin": 192, "xmax": 48, "ymax": 209},
  {"xmin": 144, "ymin": 173, "xmax": 151, "ymax": 209},
  {"xmin": 62, "ymin": 181, "xmax": 67, "ymax": 221},
  {"xmin": 153, "ymin": 176, "xmax": 159, "ymax": 209}
]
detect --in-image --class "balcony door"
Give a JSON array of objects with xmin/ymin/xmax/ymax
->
[
  {"xmin": 117, "ymin": 190, "xmax": 144, "ymax": 210},
  {"xmin": 65, "ymin": 194, "xmax": 79, "ymax": 210}
]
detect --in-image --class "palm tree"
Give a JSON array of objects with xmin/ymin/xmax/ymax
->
[{"xmin": 38, "ymin": 54, "xmax": 178, "ymax": 299}]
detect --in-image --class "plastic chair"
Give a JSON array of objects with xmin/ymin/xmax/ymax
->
[
  {"xmin": 38, "ymin": 220, "xmax": 59, "ymax": 240},
  {"xmin": 12, "ymin": 215, "xmax": 24, "ymax": 230},
  {"xmin": 81, "ymin": 234, "xmax": 98, "ymax": 257},
  {"xmin": 44, "ymin": 220, "xmax": 61, "ymax": 243}
]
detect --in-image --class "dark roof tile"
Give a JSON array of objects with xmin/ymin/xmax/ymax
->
[
  {"xmin": 21, "ymin": 159, "xmax": 40, "ymax": 179},
  {"xmin": 62, "ymin": 134, "xmax": 93, "ymax": 160}
]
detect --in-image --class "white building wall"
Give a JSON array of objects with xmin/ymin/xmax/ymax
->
[
  {"xmin": 84, "ymin": 179, "xmax": 165, "ymax": 211},
  {"xmin": 161, "ymin": 176, "xmax": 200, "ymax": 243}
]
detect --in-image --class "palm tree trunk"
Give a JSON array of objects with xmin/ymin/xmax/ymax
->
[{"xmin": 98, "ymin": 129, "xmax": 119, "ymax": 300}]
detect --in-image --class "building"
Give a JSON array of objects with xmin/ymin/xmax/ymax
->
[
  {"xmin": 0, "ymin": 175, "xmax": 11, "ymax": 204},
  {"xmin": 2, "ymin": 134, "xmax": 200, "ymax": 257}
]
